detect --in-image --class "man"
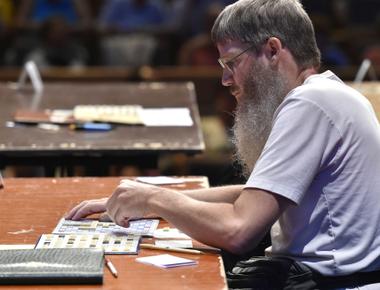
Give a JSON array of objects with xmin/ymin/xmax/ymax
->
[{"xmin": 66, "ymin": 0, "xmax": 380, "ymax": 288}]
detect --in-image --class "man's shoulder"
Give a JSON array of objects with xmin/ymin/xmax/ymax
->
[{"xmin": 286, "ymin": 71, "xmax": 364, "ymax": 107}]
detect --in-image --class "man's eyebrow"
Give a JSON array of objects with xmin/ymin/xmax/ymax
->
[{"xmin": 220, "ymin": 50, "xmax": 240, "ymax": 60}]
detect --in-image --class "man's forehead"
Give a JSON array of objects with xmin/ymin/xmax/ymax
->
[{"xmin": 217, "ymin": 40, "xmax": 246, "ymax": 54}]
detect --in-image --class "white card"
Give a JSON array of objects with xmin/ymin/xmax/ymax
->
[
  {"xmin": 140, "ymin": 108, "xmax": 193, "ymax": 126},
  {"xmin": 153, "ymin": 228, "xmax": 191, "ymax": 239},
  {"xmin": 155, "ymin": 240, "xmax": 193, "ymax": 249},
  {"xmin": 136, "ymin": 176, "xmax": 185, "ymax": 185},
  {"xmin": 136, "ymin": 254, "xmax": 197, "ymax": 268}
]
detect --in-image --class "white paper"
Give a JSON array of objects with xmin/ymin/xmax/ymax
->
[
  {"xmin": 136, "ymin": 254, "xmax": 197, "ymax": 268},
  {"xmin": 141, "ymin": 108, "xmax": 193, "ymax": 126},
  {"xmin": 153, "ymin": 228, "xmax": 191, "ymax": 239},
  {"xmin": 136, "ymin": 176, "xmax": 185, "ymax": 185},
  {"xmin": 155, "ymin": 240, "xmax": 193, "ymax": 249}
]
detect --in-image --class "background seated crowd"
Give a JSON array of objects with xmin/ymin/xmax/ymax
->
[{"xmin": 0, "ymin": 0, "xmax": 380, "ymax": 69}]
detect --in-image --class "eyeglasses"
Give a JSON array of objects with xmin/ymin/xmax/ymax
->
[{"xmin": 218, "ymin": 44, "xmax": 255, "ymax": 73}]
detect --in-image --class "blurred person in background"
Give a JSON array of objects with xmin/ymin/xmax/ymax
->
[
  {"xmin": 16, "ymin": 0, "xmax": 91, "ymax": 30},
  {"xmin": 0, "ymin": 0, "xmax": 14, "ymax": 65},
  {"xmin": 98, "ymin": 0, "xmax": 165, "ymax": 67},
  {"xmin": 5, "ymin": 0, "xmax": 91, "ymax": 66},
  {"xmin": 24, "ymin": 16, "xmax": 88, "ymax": 68}
]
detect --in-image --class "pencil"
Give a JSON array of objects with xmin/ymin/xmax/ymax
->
[
  {"xmin": 140, "ymin": 243, "xmax": 204, "ymax": 255},
  {"xmin": 105, "ymin": 258, "xmax": 118, "ymax": 278}
]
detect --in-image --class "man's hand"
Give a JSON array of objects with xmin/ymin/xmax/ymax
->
[
  {"xmin": 106, "ymin": 179, "xmax": 163, "ymax": 227},
  {"xmin": 65, "ymin": 197, "xmax": 108, "ymax": 220}
]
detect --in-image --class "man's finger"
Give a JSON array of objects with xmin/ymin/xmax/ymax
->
[
  {"xmin": 64, "ymin": 200, "xmax": 89, "ymax": 220},
  {"xmin": 99, "ymin": 212, "xmax": 112, "ymax": 222}
]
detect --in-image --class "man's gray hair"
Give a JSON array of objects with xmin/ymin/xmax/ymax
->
[{"xmin": 211, "ymin": 0, "xmax": 321, "ymax": 69}]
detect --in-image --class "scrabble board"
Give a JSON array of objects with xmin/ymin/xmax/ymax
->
[
  {"xmin": 53, "ymin": 218, "xmax": 159, "ymax": 237},
  {"xmin": 36, "ymin": 233, "xmax": 140, "ymax": 254}
]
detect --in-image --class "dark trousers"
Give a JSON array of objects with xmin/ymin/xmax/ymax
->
[
  {"xmin": 224, "ymin": 255, "xmax": 318, "ymax": 290},
  {"xmin": 224, "ymin": 253, "xmax": 380, "ymax": 290}
]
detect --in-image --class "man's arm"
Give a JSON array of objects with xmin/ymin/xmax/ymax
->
[
  {"xmin": 65, "ymin": 184, "xmax": 244, "ymax": 220},
  {"xmin": 107, "ymin": 180, "xmax": 292, "ymax": 254},
  {"xmin": 149, "ymin": 187, "xmax": 291, "ymax": 254},
  {"xmin": 182, "ymin": 185, "xmax": 244, "ymax": 203}
]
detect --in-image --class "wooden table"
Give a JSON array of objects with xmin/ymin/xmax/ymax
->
[
  {"xmin": 0, "ymin": 82, "xmax": 205, "ymax": 172},
  {"xmin": 0, "ymin": 176, "xmax": 227, "ymax": 289}
]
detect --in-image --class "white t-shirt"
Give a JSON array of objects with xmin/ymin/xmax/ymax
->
[{"xmin": 245, "ymin": 71, "xmax": 380, "ymax": 278}]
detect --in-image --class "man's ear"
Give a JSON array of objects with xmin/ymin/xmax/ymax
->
[{"xmin": 263, "ymin": 37, "xmax": 283, "ymax": 65}]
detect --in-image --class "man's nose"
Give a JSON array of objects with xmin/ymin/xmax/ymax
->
[{"xmin": 221, "ymin": 69, "xmax": 233, "ymax": 87}]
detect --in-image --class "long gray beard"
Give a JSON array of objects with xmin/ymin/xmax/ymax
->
[{"xmin": 232, "ymin": 62, "xmax": 288, "ymax": 178}]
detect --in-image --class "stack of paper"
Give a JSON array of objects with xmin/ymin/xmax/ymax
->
[{"xmin": 136, "ymin": 254, "xmax": 197, "ymax": 268}]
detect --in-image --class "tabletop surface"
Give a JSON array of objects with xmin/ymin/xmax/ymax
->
[
  {"xmin": 0, "ymin": 82, "xmax": 205, "ymax": 158},
  {"xmin": 0, "ymin": 176, "xmax": 227, "ymax": 290}
]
